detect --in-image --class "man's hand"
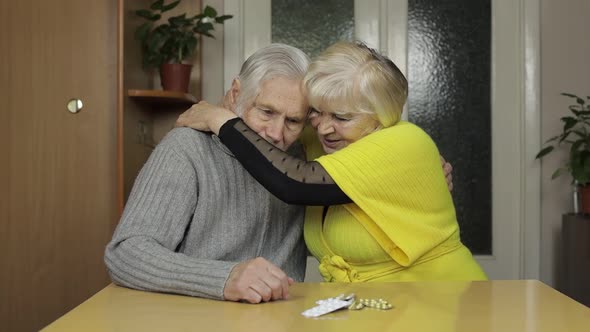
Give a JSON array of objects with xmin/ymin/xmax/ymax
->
[
  {"xmin": 223, "ymin": 257, "xmax": 294, "ymax": 304},
  {"xmin": 441, "ymin": 156, "xmax": 454, "ymax": 192}
]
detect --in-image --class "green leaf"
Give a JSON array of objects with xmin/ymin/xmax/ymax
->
[
  {"xmin": 559, "ymin": 131, "xmax": 572, "ymax": 143},
  {"xmin": 147, "ymin": 31, "xmax": 164, "ymax": 51},
  {"xmin": 169, "ymin": 14, "xmax": 188, "ymax": 27},
  {"xmin": 215, "ymin": 15, "xmax": 233, "ymax": 23},
  {"xmin": 195, "ymin": 22, "xmax": 214, "ymax": 33},
  {"xmin": 136, "ymin": 3, "xmax": 230, "ymax": 64},
  {"xmin": 135, "ymin": 9, "xmax": 151, "ymax": 18},
  {"xmin": 162, "ymin": 0, "xmax": 181, "ymax": 12},
  {"xmin": 535, "ymin": 146, "xmax": 554, "ymax": 159},
  {"xmin": 569, "ymin": 106, "xmax": 582, "ymax": 116},
  {"xmin": 153, "ymin": 23, "xmax": 171, "ymax": 33},
  {"xmin": 572, "ymin": 166, "xmax": 584, "ymax": 183},
  {"xmin": 562, "ymin": 92, "xmax": 579, "ymax": 98},
  {"xmin": 561, "ymin": 116, "xmax": 578, "ymax": 131},
  {"xmin": 136, "ymin": 9, "xmax": 160, "ymax": 21},
  {"xmin": 574, "ymin": 153, "xmax": 590, "ymax": 185},
  {"xmin": 551, "ymin": 168, "xmax": 566, "ymax": 180},
  {"xmin": 203, "ymin": 5, "xmax": 217, "ymax": 17},
  {"xmin": 568, "ymin": 105, "xmax": 584, "ymax": 116},
  {"xmin": 561, "ymin": 92, "xmax": 585, "ymax": 105},
  {"xmin": 584, "ymin": 155, "xmax": 590, "ymax": 173},
  {"xmin": 150, "ymin": 0, "xmax": 164, "ymax": 10},
  {"xmin": 571, "ymin": 140, "xmax": 584, "ymax": 153},
  {"xmin": 184, "ymin": 37, "xmax": 197, "ymax": 54},
  {"xmin": 135, "ymin": 22, "xmax": 152, "ymax": 41},
  {"xmin": 545, "ymin": 135, "xmax": 560, "ymax": 143},
  {"xmin": 538, "ymin": 92, "xmax": 590, "ymax": 183},
  {"xmin": 572, "ymin": 130, "xmax": 587, "ymax": 139},
  {"xmin": 192, "ymin": 27, "xmax": 207, "ymax": 37}
]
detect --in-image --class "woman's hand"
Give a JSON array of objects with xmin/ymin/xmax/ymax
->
[
  {"xmin": 175, "ymin": 101, "xmax": 238, "ymax": 135},
  {"xmin": 440, "ymin": 156, "xmax": 453, "ymax": 192}
]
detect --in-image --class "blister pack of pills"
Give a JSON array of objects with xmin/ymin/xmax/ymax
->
[
  {"xmin": 301, "ymin": 294, "xmax": 354, "ymax": 318},
  {"xmin": 301, "ymin": 293, "xmax": 394, "ymax": 318}
]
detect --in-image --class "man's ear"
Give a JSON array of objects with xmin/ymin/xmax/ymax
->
[{"xmin": 223, "ymin": 78, "xmax": 241, "ymax": 112}]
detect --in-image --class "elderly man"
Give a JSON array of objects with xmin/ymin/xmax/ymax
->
[{"xmin": 105, "ymin": 44, "xmax": 310, "ymax": 304}]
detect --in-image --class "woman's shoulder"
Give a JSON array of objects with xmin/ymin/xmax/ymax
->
[
  {"xmin": 363, "ymin": 121, "xmax": 437, "ymax": 152},
  {"xmin": 381, "ymin": 121, "xmax": 431, "ymax": 139}
]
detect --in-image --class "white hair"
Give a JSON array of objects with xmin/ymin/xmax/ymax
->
[{"xmin": 234, "ymin": 43, "xmax": 310, "ymax": 115}]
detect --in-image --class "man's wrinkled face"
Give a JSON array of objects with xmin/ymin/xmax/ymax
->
[{"xmin": 239, "ymin": 77, "xmax": 309, "ymax": 151}]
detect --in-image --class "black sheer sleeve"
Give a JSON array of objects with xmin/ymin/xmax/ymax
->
[{"xmin": 218, "ymin": 118, "xmax": 352, "ymax": 205}]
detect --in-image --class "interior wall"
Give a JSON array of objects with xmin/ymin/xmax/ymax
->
[
  {"xmin": 122, "ymin": 0, "xmax": 204, "ymax": 200},
  {"xmin": 123, "ymin": 0, "xmax": 154, "ymax": 200},
  {"xmin": 540, "ymin": 0, "xmax": 590, "ymax": 287},
  {"xmin": 202, "ymin": 0, "xmax": 226, "ymax": 103}
]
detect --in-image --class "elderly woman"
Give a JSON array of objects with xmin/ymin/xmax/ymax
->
[{"xmin": 177, "ymin": 41, "xmax": 486, "ymax": 282}]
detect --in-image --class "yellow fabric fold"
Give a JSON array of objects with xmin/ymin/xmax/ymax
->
[
  {"xmin": 319, "ymin": 255, "xmax": 360, "ymax": 282},
  {"xmin": 316, "ymin": 121, "xmax": 458, "ymax": 266}
]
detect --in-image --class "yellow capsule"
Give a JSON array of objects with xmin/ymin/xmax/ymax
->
[{"xmin": 354, "ymin": 303, "xmax": 365, "ymax": 310}]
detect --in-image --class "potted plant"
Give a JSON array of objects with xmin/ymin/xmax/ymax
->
[
  {"xmin": 536, "ymin": 92, "xmax": 590, "ymax": 213},
  {"xmin": 135, "ymin": 0, "xmax": 232, "ymax": 92}
]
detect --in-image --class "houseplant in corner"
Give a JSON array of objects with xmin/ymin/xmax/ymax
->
[
  {"xmin": 135, "ymin": 0, "xmax": 232, "ymax": 92},
  {"xmin": 536, "ymin": 92, "xmax": 590, "ymax": 213}
]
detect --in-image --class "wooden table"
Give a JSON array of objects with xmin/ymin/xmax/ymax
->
[{"xmin": 42, "ymin": 280, "xmax": 590, "ymax": 331}]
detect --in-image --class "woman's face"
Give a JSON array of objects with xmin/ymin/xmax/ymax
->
[{"xmin": 309, "ymin": 106, "xmax": 380, "ymax": 154}]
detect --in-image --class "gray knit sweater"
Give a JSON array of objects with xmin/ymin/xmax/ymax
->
[{"xmin": 104, "ymin": 128, "xmax": 306, "ymax": 300}]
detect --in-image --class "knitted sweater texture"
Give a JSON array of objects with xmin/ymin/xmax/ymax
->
[{"xmin": 104, "ymin": 128, "xmax": 306, "ymax": 300}]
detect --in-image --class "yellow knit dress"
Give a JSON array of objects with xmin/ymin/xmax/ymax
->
[{"xmin": 303, "ymin": 121, "xmax": 487, "ymax": 282}]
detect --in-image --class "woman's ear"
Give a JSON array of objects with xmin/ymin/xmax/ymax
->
[{"xmin": 223, "ymin": 78, "xmax": 241, "ymax": 111}]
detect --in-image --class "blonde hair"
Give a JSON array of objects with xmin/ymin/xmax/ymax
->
[{"xmin": 303, "ymin": 41, "xmax": 408, "ymax": 128}]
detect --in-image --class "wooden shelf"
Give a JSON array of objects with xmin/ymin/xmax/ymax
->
[{"xmin": 127, "ymin": 89, "xmax": 198, "ymax": 106}]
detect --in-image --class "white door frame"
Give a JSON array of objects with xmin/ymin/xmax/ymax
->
[{"xmin": 223, "ymin": 0, "xmax": 541, "ymax": 280}]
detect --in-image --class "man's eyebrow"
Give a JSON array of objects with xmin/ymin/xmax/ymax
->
[
  {"xmin": 257, "ymin": 100, "xmax": 305, "ymax": 122},
  {"xmin": 256, "ymin": 101, "xmax": 278, "ymax": 112}
]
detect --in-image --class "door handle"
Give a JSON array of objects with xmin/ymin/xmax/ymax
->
[{"xmin": 66, "ymin": 98, "xmax": 84, "ymax": 114}]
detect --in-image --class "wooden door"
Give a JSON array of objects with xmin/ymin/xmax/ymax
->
[{"xmin": 0, "ymin": 1, "xmax": 118, "ymax": 331}]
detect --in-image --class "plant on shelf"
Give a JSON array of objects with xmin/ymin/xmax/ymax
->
[
  {"xmin": 536, "ymin": 92, "xmax": 590, "ymax": 213},
  {"xmin": 135, "ymin": 0, "xmax": 232, "ymax": 92}
]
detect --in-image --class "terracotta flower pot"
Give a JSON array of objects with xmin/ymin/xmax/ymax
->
[
  {"xmin": 160, "ymin": 63, "xmax": 192, "ymax": 92},
  {"xmin": 579, "ymin": 185, "xmax": 590, "ymax": 214}
]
